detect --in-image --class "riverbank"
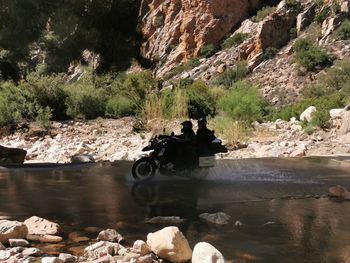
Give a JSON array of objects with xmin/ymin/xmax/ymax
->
[{"xmin": 0, "ymin": 114, "xmax": 350, "ymax": 164}]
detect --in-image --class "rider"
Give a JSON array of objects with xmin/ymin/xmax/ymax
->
[
  {"xmin": 178, "ymin": 120, "xmax": 196, "ymax": 143},
  {"xmin": 172, "ymin": 120, "xmax": 196, "ymax": 166},
  {"xmin": 196, "ymin": 118, "xmax": 215, "ymax": 156}
]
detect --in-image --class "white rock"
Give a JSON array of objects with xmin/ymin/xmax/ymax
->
[
  {"xmin": 132, "ymin": 240, "xmax": 151, "ymax": 256},
  {"xmin": 24, "ymin": 216, "xmax": 60, "ymax": 235},
  {"xmin": 146, "ymin": 226, "xmax": 192, "ymax": 263},
  {"xmin": 9, "ymin": 238, "xmax": 29, "ymax": 247},
  {"xmin": 199, "ymin": 212, "xmax": 231, "ymax": 225},
  {"xmin": 0, "ymin": 250, "xmax": 11, "ymax": 261},
  {"xmin": 192, "ymin": 242, "xmax": 225, "ymax": 263},
  {"xmin": 290, "ymin": 149, "xmax": 305, "ymax": 157},
  {"xmin": 41, "ymin": 257, "xmax": 64, "ymax": 263},
  {"xmin": 59, "ymin": 253, "xmax": 77, "ymax": 263},
  {"xmin": 0, "ymin": 220, "xmax": 28, "ymax": 243},
  {"xmin": 22, "ymin": 247, "xmax": 42, "ymax": 257},
  {"xmin": 300, "ymin": 106, "xmax": 317, "ymax": 122},
  {"xmin": 330, "ymin": 108, "xmax": 345, "ymax": 119}
]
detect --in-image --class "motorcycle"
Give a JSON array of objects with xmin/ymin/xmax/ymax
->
[{"xmin": 131, "ymin": 134, "xmax": 227, "ymax": 181}]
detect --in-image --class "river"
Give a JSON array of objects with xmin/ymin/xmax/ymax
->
[{"xmin": 1, "ymin": 157, "xmax": 350, "ymax": 262}]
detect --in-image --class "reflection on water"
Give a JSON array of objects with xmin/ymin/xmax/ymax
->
[{"xmin": 0, "ymin": 158, "xmax": 350, "ymax": 262}]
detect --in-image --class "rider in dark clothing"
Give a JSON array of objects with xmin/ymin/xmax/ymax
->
[{"xmin": 196, "ymin": 118, "xmax": 215, "ymax": 156}]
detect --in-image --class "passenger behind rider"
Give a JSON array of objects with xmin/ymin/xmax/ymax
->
[
  {"xmin": 171, "ymin": 120, "xmax": 196, "ymax": 166},
  {"xmin": 196, "ymin": 118, "xmax": 215, "ymax": 156}
]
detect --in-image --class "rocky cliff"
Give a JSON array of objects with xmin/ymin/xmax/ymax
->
[{"xmin": 139, "ymin": 0, "xmax": 263, "ymax": 71}]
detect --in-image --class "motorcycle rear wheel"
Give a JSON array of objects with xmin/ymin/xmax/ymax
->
[{"xmin": 132, "ymin": 157, "xmax": 157, "ymax": 180}]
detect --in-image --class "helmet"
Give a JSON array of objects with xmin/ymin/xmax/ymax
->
[{"xmin": 181, "ymin": 120, "xmax": 193, "ymax": 129}]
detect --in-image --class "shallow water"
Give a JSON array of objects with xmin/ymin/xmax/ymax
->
[{"xmin": 1, "ymin": 158, "xmax": 350, "ymax": 262}]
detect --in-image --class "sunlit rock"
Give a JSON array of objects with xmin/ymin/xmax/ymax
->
[
  {"xmin": 192, "ymin": 242, "xmax": 225, "ymax": 263},
  {"xmin": 24, "ymin": 216, "xmax": 60, "ymax": 236},
  {"xmin": 146, "ymin": 226, "xmax": 192, "ymax": 263},
  {"xmin": 0, "ymin": 220, "xmax": 28, "ymax": 244}
]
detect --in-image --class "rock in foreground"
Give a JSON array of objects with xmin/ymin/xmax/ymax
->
[
  {"xmin": 0, "ymin": 220, "xmax": 28, "ymax": 244},
  {"xmin": 24, "ymin": 216, "xmax": 60, "ymax": 235},
  {"xmin": 192, "ymin": 242, "xmax": 225, "ymax": 263},
  {"xmin": 146, "ymin": 226, "xmax": 192, "ymax": 263}
]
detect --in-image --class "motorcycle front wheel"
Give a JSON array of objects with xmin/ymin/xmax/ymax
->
[{"xmin": 132, "ymin": 157, "xmax": 157, "ymax": 181}]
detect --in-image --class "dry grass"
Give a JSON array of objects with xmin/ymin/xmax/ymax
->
[{"xmin": 209, "ymin": 116, "xmax": 251, "ymax": 146}]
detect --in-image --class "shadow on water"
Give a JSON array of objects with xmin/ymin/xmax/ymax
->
[{"xmin": 1, "ymin": 157, "xmax": 350, "ymax": 262}]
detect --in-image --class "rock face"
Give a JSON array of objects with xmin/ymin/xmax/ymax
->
[
  {"xmin": 146, "ymin": 226, "xmax": 192, "ymax": 263},
  {"xmin": 192, "ymin": 242, "xmax": 225, "ymax": 263},
  {"xmin": 24, "ymin": 216, "xmax": 60, "ymax": 235},
  {"xmin": 139, "ymin": 0, "xmax": 262, "ymax": 72},
  {"xmin": 0, "ymin": 145, "xmax": 27, "ymax": 164},
  {"xmin": 0, "ymin": 220, "xmax": 28, "ymax": 244}
]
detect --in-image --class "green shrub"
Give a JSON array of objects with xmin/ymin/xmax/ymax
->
[
  {"xmin": 311, "ymin": 109, "xmax": 330, "ymax": 128},
  {"xmin": 285, "ymin": 0, "xmax": 299, "ymax": 8},
  {"xmin": 209, "ymin": 116, "xmax": 251, "ymax": 145},
  {"xmin": 221, "ymin": 33, "xmax": 249, "ymax": 49},
  {"xmin": 303, "ymin": 123, "xmax": 315, "ymax": 135},
  {"xmin": 314, "ymin": 6, "xmax": 330, "ymax": 24},
  {"xmin": 268, "ymin": 93, "xmax": 344, "ymax": 121},
  {"xmin": 199, "ymin": 44, "xmax": 216, "ymax": 58},
  {"xmin": 186, "ymin": 80, "xmax": 216, "ymax": 119},
  {"xmin": 303, "ymin": 59, "xmax": 350, "ymax": 97},
  {"xmin": 155, "ymin": 15, "xmax": 165, "ymax": 27},
  {"xmin": 262, "ymin": 47, "xmax": 278, "ymax": 61},
  {"xmin": 290, "ymin": 27, "xmax": 297, "ymax": 39},
  {"xmin": 120, "ymin": 71, "xmax": 156, "ymax": 112},
  {"xmin": 336, "ymin": 20, "xmax": 350, "ymax": 40},
  {"xmin": 0, "ymin": 81, "xmax": 39, "ymax": 126},
  {"xmin": 294, "ymin": 38, "xmax": 334, "ymax": 71},
  {"xmin": 65, "ymin": 82, "xmax": 107, "ymax": 120},
  {"xmin": 105, "ymin": 96, "xmax": 135, "ymax": 118},
  {"xmin": 219, "ymin": 81, "xmax": 266, "ymax": 124},
  {"xmin": 253, "ymin": 6, "xmax": 276, "ymax": 22},
  {"xmin": 24, "ymin": 73, "xmax": 67, "ymax": 119},
  {"xmin": 213, "ymin": 61, "xmax": 248, "ymax": 87},
  {"xmin": 36, "ymin": 106, "xmax": 53, "ymax": 129}
]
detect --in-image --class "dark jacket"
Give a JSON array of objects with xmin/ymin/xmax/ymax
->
[{"xmin": 196, "ymin": 127, "xmax": 215, "ymax": 144}]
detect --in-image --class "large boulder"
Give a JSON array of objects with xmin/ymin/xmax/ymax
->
[
  {"xmin": 0, "ymin": 220, "xmax": 28, "ymax": 243},
  {"xmin": 146, "ymin": 226, "xmax": 192, "ymax": 263},
  {"xmin": 24, "ymin": 216, "xmax": 60, "ymax": 235},
  {"xmin": 192, "ymin": 242, "xmax": 225, "ymax": 263},
  {"xmin": 300, "ymin": 106, "xmax": 317, "ymax": 122},
  {"xmin": 0, "ymin": 145, "xmax": 27, "ymax": 164}
]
